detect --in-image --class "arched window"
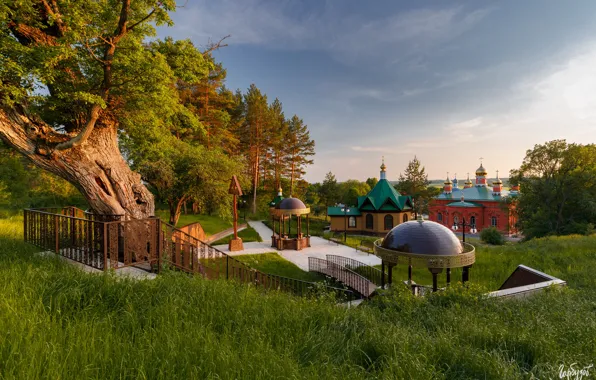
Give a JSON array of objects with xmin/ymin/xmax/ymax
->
[
  {"xmin": 470, "ymin": 215, "xmax": 476, "ymax": 227},
  {"xmin": 437, "ymin": 213, "xmax": 443, "ymax": 222},
  {"xmin": 454, "ymin": 215, "xmax": 459, "ymax": 225},
  {"xmin": 348, "ymin": 216, "xmax": 356, "ymax": 228},
  {"xmin": 366, "ymin": 214, "xmax": 374, "ymax": 229},
  {"xmin": 402, "ymin": 214, "xmax": 408, "ymax": 223},
  {"xmin": 384, "ymin": 214, "xmax": 393, "ymax": 230},
  {"xmin": 491, "ymin": 216, "xmax": 497, "ymax": 227}
]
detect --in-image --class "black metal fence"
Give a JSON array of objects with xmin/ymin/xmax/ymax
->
[
  {"xmin": 23, "ymin": 207, "xmax": 354, "ymax": 301},
  {"xmin": 325, "ymin": 255, "xmax": 385, "ymax": 286},
  {"xmin": 308, "ymin": 257, "xmax": 377, "ymax": 298}
]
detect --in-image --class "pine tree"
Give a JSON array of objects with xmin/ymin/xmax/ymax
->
[
  {"xmin": 285, "ymin": 115, "xmax": 315, "ymax": 196},
  {"xmin": 242, "ymin": 85, "xmax": 270, "ymax": 213},
  {"xmin": 395, "ymin": 156, "xmax": 431, "ymax": 216},
  {"xmin": 320, "ymin": 172, "xmax": 339, "ymax": 220}
]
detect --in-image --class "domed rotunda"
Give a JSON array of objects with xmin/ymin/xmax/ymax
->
[{"xmin": 374, "ymin": 218, "xmax": 475, "ymax": 292}]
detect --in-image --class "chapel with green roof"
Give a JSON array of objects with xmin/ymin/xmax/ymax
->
[{"xmin": 327, "ymin": 160, "xmax": 414, "ymax": 236}]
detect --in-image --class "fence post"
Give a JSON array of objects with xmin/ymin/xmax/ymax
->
[
  {"xmin": 54, "ymin": 214, "xmax": 59, "ymax": 253},
  {"xmin": 23, "ymin": 210, "xmax": 28, "ymax": 243},
  {"xmin": 103, "ymin": 222, "xmax": 108, "ymax": 271}
]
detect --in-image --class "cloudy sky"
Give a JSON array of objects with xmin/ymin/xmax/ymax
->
[{"xmin": 158, "ymin": 0, "xmax": 596, "ymax": 182}]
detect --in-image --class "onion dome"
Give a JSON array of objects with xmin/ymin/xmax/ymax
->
[
  {"xmin": 475, "ymin": 164, "xmax": 487, "ymax": 176},
  {"xmin": 444, "ymin": 175, "xmax": 451, "ymax": 185},
  {"xmin": 493, "ymin": 170, "xmax": 503, "ymax": 184},
  {"xmin": 464, "ymin": 173, "xmax": 473, "ymax": 187},
  {"xmin": 381, "ymin": 220, "xmax": 463, "ymax": 256}
]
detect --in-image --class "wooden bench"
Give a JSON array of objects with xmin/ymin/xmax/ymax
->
[
  {"xmin": 329, "ymin": 232, "xmax": 343, "ymax": 245},
  {"xmin": 356, "ymin": 240, "xmax": 374, "ymax": 254}
]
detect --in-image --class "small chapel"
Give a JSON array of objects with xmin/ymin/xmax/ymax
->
[
  {"xmin": 327, "ymin": 160, "xmax": 414, "ymax": 236},
  {"xmin": 428, "ymin": 162, "xmax": 519, "ymax": 235}
]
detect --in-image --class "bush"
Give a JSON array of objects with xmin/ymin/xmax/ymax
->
[{"xmin": 480, "ymin": 227, "xmax": 505, "ymax": 245}]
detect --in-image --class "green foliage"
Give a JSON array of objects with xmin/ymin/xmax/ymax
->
[
  {"xmin": 366, "ymin": 177, "xmax": 378, "ymax": 189},
  {"xmin": 2, "ymin": 216, "xmax": 596, "ymax": 378},
  {"xmin": 510, "ymin": 140, "xmax": 596, "ymax": 239},
  {"xmin": 338, "ymin": 179, "xmax": 370, "ymax": 207},
  {"xmin": 480, "ymin": 227, "xmax": 505, "ymax": 245},
  {"xmin": 395, "ymin": 156, "xmax": 435, "ymax": 214},
  {"xmin": 319, "ymin": 172, "xmax": 339, "ymax": 217}
]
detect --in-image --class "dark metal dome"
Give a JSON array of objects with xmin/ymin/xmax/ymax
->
[
  {"xmin": 381, "ymin": 220, "xmax": 463, "ymax": 256},
  {"xmin": 276, "ymin": 197, "xmax": 307, "ymax": 210}
]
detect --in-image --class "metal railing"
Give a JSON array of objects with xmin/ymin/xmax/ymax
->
[
  {"xmin": 308, "ymin": 257, "xmax": 377, "ymax": 298},
  {"xmin": 325, "ymin": 255, "xmax": 385, "ymax": 286},
  {"xmin": 23, "ymin": 208, "xmax": 354, "ymax": 301}
]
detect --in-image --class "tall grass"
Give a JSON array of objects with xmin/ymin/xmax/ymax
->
[{"xmin": 1, "ymin": 216, "xmax": 595, "ymax": 379}]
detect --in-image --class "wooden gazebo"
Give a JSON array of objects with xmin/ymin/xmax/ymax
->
[{"xmin": 271, "ymin": 197, "xmax": 311, "ymax": 251}]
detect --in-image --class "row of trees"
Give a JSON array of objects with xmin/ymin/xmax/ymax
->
[{"xmin": 0, "ymin": 1, "xmax": 315, "ymax": 225}]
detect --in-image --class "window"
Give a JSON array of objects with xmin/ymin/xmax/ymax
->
[
  {"xmin": 437, "ymin": 213, "xmax": 443, "ymax": 222},
  {"xmin": 384, "ymin": 214, "xmax": 393, "ymax": 230},
  {"xmin": 470, "ymin": 216, "xmax": 476, "ymax": 227},
  {"xmin": 491, "ymin": 216, "xmax": 497, "ymax": 227},
  {"xmin": 402, "ymin": 214, "xmax": 408, "ymax": 223},
  {"xmin": 366, "ymin": 214, "xmax": 374, "ymax": 229},
  {"xmin": 454, "ymin": 215, "xmax": 459, "ymax": 225},
  {"xmin": 348, "ymin": 216, "xmax": 356, "ymax": 228}
]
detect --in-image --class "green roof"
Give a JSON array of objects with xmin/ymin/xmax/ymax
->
[
  {"xmin": 436, "ymin": 186, "xmax": 509, "ymax": 202},
  {"xmin": 327, "ymin": 207, "xmax": 362, "ymax": 216},
  {"xmin": 446, "ymin": 201, "xmax": 483, "ymax": 208},
  {"xmin": 269, "ymin": 195, "xmax": 284, "ymax": 207},
  {"xmin": 358, "ymin": 179, "xmax": 412, "ymax": 211},
  {"xmin": 328, "ymin": 179, "xmax": 412, "ymax": 216}
]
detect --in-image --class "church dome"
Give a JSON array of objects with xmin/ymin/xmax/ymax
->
[
  {"xmin": 381, "ymin": 220, "xmax": 463, "ymax": 256},
  {"xmin": 475, "ymin": 164, "xmax": 487, "ymax": 176}
]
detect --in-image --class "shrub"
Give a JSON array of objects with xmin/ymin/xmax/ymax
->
[{"xmin": 480, "ymin": 227, "xmax": 505, "ymax": 245}]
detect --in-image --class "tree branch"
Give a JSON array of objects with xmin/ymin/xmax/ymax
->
[
  {"xmin": 128, "ymin": 3, "xmax": 162, "ymax": 32},
  {"xmin": 54, "ymin": 104, "xmax": 102, "ymax": 150},
  {"xmin": 202, "ymin": 35, "xmax": 231, "ymax": 56}
]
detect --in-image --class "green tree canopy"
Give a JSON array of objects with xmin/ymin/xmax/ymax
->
[{"xmin": 510, "ymin": 140, "xmax": 596, "ymax": 239}]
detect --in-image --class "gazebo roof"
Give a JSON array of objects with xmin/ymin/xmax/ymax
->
[{"xmin": 273, "ymin": 197, "xmax": 310, "ymax": 216}]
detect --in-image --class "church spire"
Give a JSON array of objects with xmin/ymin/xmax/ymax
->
[{"xmin": 380, "ymin": 156, "xmax": 387, "ymax": 180}]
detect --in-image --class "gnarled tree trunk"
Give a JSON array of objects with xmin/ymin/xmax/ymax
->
[{"xmin": 0, "ymin": 106, "xmax": 154, "ymax": 219}]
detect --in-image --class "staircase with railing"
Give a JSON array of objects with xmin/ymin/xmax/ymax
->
[{"xmin": 308, "ymin": 257, "xmax": 378, "ymax": 298}]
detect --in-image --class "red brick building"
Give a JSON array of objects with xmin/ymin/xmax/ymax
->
[{"xmin": 428, "ymin": 163, "xmax": 519, "ymax": 235}]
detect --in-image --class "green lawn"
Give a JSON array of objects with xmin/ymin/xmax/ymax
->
[
  {"xmin": 263, "ymin": 216, "xmax": 329, "ymax": 237},
  {"xmin": 2, "ymin": 215, "xmax": 596, "ymax": 379},
  {"xmin": 154, "ymin": 210, "xmax": 239, "ymax": 236},
  {"xmin": 211, "ymin": 226, "xmax": 263, "ymax": 245},
  {"xmin": 234, "ymin": 253, "xmax": 323, "ymax": 282}
]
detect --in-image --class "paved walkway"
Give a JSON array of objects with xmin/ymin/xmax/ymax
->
[
  {"xmin": 214, "ymin": 221, "xmax": 381, "ymax": 271},
  {"xmin": 205, "ymin": 223, "xmax": 247, "ymax": 243}
]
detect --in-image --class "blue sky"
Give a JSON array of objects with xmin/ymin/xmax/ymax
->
[{"xmin": 158, "ymin": 0, "xmax": 596, "ymax": 182}]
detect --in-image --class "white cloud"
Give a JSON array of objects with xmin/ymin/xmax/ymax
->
[{"xmin": 170, "ymin": 2, "xmax": 493, "ymax": 62}]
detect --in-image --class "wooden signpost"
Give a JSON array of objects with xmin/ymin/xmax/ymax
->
[{"xmin": 228, "ymin": 175, "xmax": 244, "ymax": 252}]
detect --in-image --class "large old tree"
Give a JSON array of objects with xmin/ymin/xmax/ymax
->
[{"xmin": 0, "ymin": 0, "xmax": 201, "ymax": 219}]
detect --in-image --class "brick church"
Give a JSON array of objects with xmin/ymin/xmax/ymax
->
[{"xmin": 428, "ymin": 162, "xmax": 519, "ymax": 235}]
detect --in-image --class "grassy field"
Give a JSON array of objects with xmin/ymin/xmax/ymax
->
[
  {"xmin": 234, "ymin": 253, "xmax": 323, "ymax": 282},
  {"xmin": 154, "ymin": 210, "xmax": 237, "ymax": 236},
  {"xmin": 211, "ymin": 226, "xmax": 262, "ymax": 245},
  {"xmin": 1, "ymin": 215, "xmax": 596, "ymax": 379}
]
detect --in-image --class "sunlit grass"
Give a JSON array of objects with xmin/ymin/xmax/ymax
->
[
  {"xmin": 1, "ymin": 216, "xmax": 595, "ymax": 379},
  {"xmin": 235, "ymin": 253, "xmax": 324, "ymax": 282}
]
